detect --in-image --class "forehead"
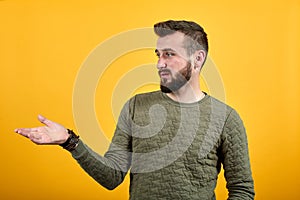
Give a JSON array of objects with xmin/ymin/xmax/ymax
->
[{"xmin": 156, "ymin": 31, "xmax": 187, "ymax": 54}]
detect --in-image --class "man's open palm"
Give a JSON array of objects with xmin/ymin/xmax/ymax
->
[{"xmin": 15, "ymin": 115, "xmax": 69, "ymax": 145}]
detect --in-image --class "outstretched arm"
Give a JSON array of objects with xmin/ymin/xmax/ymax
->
[
  {"xmin": 14, "ymin": 102, "xmax": 133, "ymax": 190},
  {"xmin": 15, "ymin": 115, "xmax": 69, "ymax": 145}
]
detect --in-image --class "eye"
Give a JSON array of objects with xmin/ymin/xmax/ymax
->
[
  {"xmin": 155, "ymin": 50, "xmax": 160, "ymax": 58},
  {"xmin": 165, "ymin": 52, "xmax": 175, "ymax": 57}
]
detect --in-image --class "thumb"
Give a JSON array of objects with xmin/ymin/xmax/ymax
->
[{"xmin": 38, "ymin": 114, "xmax": 52, "ymax": 127}]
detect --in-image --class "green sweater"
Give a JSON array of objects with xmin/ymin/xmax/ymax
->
[{"xmin": 71, "ymin": 91, "xmax": 254, "ymax": 199}]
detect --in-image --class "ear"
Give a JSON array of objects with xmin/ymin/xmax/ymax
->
[{"xmin": 193, "ymin": 50, "xmax": 206, "ymax": 71}]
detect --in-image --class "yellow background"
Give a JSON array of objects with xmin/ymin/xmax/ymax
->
[{"xmin": 1, "ymin": 0, "xmax": 299, "ymax": 199}]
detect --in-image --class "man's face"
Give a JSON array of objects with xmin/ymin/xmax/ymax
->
[{"xmin": 155, "ymin": 32, "xmax": 192, "ymax": 93}]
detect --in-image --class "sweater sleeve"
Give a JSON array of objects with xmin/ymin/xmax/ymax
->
[
  {"xmin": 221, "ymin": 109, "xmax": 255, "ymax": 199},
  {"xmin": 70, "ymin": 100, "xmax": 133, "ymax": 190}
]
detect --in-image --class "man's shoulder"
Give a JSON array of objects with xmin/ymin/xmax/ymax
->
[
  {"xmin": 132, "ymin": 90, "xmax": 162, "ymax": 101},
  {"xmin": 125, "ymin": 90, "xmax": 163, "ymax": 107},
  {"xmin": 205, "ymin": 95, "xmax": 232, "ymax": 110},
  {"xmin": 207, "ymin": 95, "xmax": 244, "ymax": 123},
  {"xmin": 204, "ymin": 95, "xmax": 241, "ymax": 119},
  {"xmin": 135, "ymin": 90, "xmax": 162, "ymax": 97}
]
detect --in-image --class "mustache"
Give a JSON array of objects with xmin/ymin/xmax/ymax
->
[{"xmin": 158, "ymin": 69, "xmax": 172, "ymax": 74}]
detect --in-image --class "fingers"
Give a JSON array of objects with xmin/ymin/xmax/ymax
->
[
  {"xmin": 15, "ymin": 127, "xmax": 40, "ymax": 137},
  {"xmin": 16, "ymin": 115, "xmax": 53, "ymax": 134},
  {"xmin": 15, "ymin": 128, "xmax": 44, "ymax": 144},
  {"xmin": 38, "ymin": 114, "xmax": 52, "ymax": 127},
  {"xmin": 15, "ymin": 128, "xmax": 33, "ymax": 138}
]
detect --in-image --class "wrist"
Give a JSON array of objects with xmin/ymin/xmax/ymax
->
[{"xmin": 59, "ymin": 129, "xmax": 80, "ymax": 151}]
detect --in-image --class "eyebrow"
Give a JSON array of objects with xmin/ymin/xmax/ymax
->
[{"xmin": 155, "ymin": 48, "xmax": 176, "ymax": 54}]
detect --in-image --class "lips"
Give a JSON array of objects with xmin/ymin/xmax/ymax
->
[
  {"xmin": 159, "ymin": 69, "xmax": 171, "ymax": 78},
  {"xmin": 160, "ymin": 72, "xmax": 169, "ymax": 77}
]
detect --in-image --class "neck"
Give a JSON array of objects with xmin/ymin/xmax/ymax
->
[{"xmin": 166, "ymin": 81, "xmax": 205, "ymax": 103}]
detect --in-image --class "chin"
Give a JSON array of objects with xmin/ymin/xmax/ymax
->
[{"xmin": 160, "ymin": 85, "xmax": 172, "ymax": 93}]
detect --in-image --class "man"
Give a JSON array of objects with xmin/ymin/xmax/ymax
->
[{"xmin": 15, "ymin": 20, "xmax": 255, "ymax": 199}]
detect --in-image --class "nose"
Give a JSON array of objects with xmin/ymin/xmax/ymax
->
[{"xmin": 157, "ymin": 57, "xmax": 167, "ymax": 69}]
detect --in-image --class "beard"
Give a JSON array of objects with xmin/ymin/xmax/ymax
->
[{"xmin": 159, "ymin": 62, "xmax": 192, "ymax": 93}]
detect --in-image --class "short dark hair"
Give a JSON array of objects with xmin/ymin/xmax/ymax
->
[{"xmin": 154, "ymin": 20, "xmax": 209, "ymax": 56}]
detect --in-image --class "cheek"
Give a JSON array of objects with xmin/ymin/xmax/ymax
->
[{"xmin": 169, "ymin": 59, "xmax": 187, "ymax": 72}]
